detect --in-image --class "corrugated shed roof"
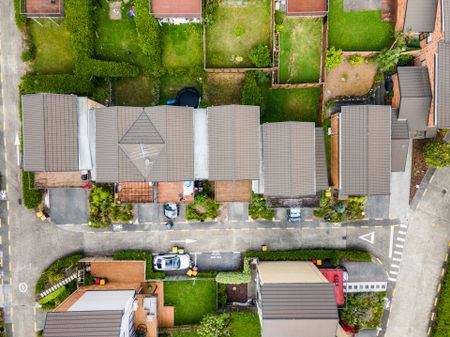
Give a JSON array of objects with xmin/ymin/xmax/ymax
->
[
  {"xmin": 397, "ymin": 67, "xmax": 432, "ymax": 132},
  {"xmin": 208, "ymin": 105, "xmax": 260, "ymax": 180},
  {"xmin": 95, "ymin": 106, "xmax": 194, "ymax": 183},
  {"xmin": 403, "ymin": 0, "xmax": 438, "ymax": 32},
  {"xmin": 437, "ymin": 42, "xmax": 450, "ymax": 127},
  {"xmin": 43, "ymin": 311, "xmax": 122, "ymax": 337},
  {"xmin": 315, "ymin": 128, "xmax": 329, "ymax": 191},
  {"xmin": 260, "ymin": 283, "xmax": 338, "ymax": 319},
  {"xmin": 263, "ymin": 122, "xmax": 316, "ymax": 197},
  {"xmin": 340, "ymin": 106, "xmax": 391, "ymax": 197},
  {"xmin": 22, "ymin": 94, "xmax": 79, "ymax": 172}
]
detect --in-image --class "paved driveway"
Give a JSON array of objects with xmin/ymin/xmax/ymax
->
[{"xmin": 49, "ymin": 188, "xmax": 89, "ymax": 224}]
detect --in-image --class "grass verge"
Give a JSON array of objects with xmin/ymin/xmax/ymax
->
[
  {"xmin": 328, "ymin": 0, "xmax": 394, "ymax": 51},
  {"xmin": 164, "ymin": 280, "xmax": 217, "ymax": 325},
  {"xmin": 432, "ymin": 263, "xmax": 450, "ymax": 336}
]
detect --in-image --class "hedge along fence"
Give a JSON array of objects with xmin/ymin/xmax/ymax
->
[
  {"xmin": 216, "ymin": 258, "xmax": 252, "ymax": 284},
  {"xmin": 20, "ymin": 0, "xmax": 140, "ymax": 95}
]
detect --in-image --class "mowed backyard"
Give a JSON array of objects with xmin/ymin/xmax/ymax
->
[
  {"xmin": 206, "ymin": 0, "xmax": 271, "ymax": 67},
  {"xmin": 328, "ymin": 0, "xmax": 394, "ymax": 51},
  {"xmin": 279, "ymin": 17, "xmax": 323, "ymax": 83}
]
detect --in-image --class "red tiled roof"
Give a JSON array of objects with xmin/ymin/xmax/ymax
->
[
  {"xmin": 319, "ymin": 268, "xmax": 345, "ymax": 306},
  {"xmin": 151, "ymin": 0, "xmax": 201, "ymax": 17}
]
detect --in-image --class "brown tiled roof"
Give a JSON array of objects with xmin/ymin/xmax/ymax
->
[
  {"xmin": 213, "ymin": 180, "xmax": 252, "ymax": 202},
  {"xmin": 208, "ymin": 105, "xmax": 260, "ymax": 181},
  {"xmin": 95, "ymin": 106, "xmax": 194, "ymax": 183},
  {"xmin": 22, "ymin": 94, "xmax": 79, "ymax": 172},
  {"xmin": 397, "ymin": 67, "xmax": 432, "ymax": 132},
  {"xmin": 287, "ymin": 0, "xmax": 327, "ymax": 15},
  {"xmin": 404, "ymin": 0, "xmax": 438, "ymax": 32},
  {"xmin": 151, "ymin": 0, "xmax": 201, "ymax": 17},
  {"xmin": 339, "ymin": 106, "xmax": 391, "ymax": 198},
  {"xmin": 263, "ymin": 122, "xmax": 316, "ymax": 197},
  {"xmin": 437, "ymin": 42, "xmax": 450, "ymax": 128}
]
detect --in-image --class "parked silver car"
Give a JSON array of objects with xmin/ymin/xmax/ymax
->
[{"xmin": 153, "ymin": 254, "xmax": 191, "ymax": 271}]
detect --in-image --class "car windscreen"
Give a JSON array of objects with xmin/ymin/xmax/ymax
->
[{"xmin": 166, "ymin": 256, "xmax": 180, "ymax": 268}]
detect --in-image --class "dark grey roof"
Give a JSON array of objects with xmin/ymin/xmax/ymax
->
[
  {"xmin": 437, "ymin": 42, "xmax": 450, "ymax": 128},
  {"xmin": 403, "ymin": 0, "xmax": 438, "ymax": 33},
  {"xmin": 263, "ymin": 122, "xmax": 316, "ymax": 197},
  {"xmin": 95, "ymin": 106, "xmax": 194, "ymax": 183},
  {"xmin": 340, "ymin": 106, "xmax": 391, "ymax": 198},
  {"xmin": 208, "ymin": 105, "xmax": 260, "ymax": 180},
  {"xmin": 260, "ymin": 283, "xmax": 338, "ymax": 320},
  {"xmin": 43, "ymin": 311, "xmax": 122, "ymax": 337},
  {"xmin": 397, "ymin": 67, "xmax": 432, "ymax": 132},
  {"xmin": 342, "ymin": 262, "xmax": 388, "ymax": 283},
  {"xmin": 391, "ymin": 109, "xmax": 410, "ymax": 172},
  {"xmin": 444, "ymin": 0, "xmax": 450, "ymax": 41},
  {"xmin": 22, "ymin": 94, "xmax": 79, "ymax": 172},
  {"xmin": 315, "ymin": 128, "xmax": 329, "ymax": 191}
]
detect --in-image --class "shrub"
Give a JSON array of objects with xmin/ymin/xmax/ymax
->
[
  {"xmin": 397, "ymin": 54, "xmax": 414, "ymax": 66},
  {"xmin": 14, "ymin": 0, "xmax": 27, "ymax": 31},
  {"xmin": 21, "ymin": 50, "xmax": 34, "ymax": 62},
  {"xmin": 134, "ymin": 0, "xmax": 161, "ymax": 76},
  {"xmin": 245, "ymin": 249, "xmax": 371, "ymax": 266},
  {"xmin": 233, "ymin": 24, "xmax": 246, "ymax": 37},
  {"xmin": 347, "ymin": 54, "xmax": 363, "ymax": 66},
  {"xmin": 275, "ymin": 10, "xmax": 285, "ymax": 25},
  {"xmin": 241, "ymin": 71, "xmax": 262, "ymax": 106},
  {"xmin": 326, "ymin": 47, "xmax": 344, "ymax": 70},
  {"xmin": 38, "ymin": 286, "xmax": 67, "ymax": 305},
  {"xmin": 112, "ymin": 250, "xmax": 166, "ymax": 280},
  {"xmin": 424, "ymin": 141, "xmax": 450, "ymax": 168},
  {"xmin": 186, "ymin": 193, "xmax": 219, "ymax": 221},
  {"xmin": 22, "ymin": 171, "xmax": 43, "ymax": 209},
  {"xmin": 79, "ymin": 59, "xmax": 139, "ymax": 78},
  {"xmin": 35, "ymin": 255, "xmax": 83, "ymax": 295},
  {"xmin": 218, "ymin": 283, "xmax": 228, "ymax": 307},
  {"xmin": 248, "ymin": 193, "xmax": 274, "ymax": 220},
  {"xmin": 197, "ymin": 313, "xmax": 231, "ymax": 337},
  {"xmin": 39, "ymin": 280, "xmax": 78, "ymax": 310},
  {"xmin": 203, "ymin": 0, "xmax": 221, "ymax": 25},
  {"xmin": 216, "ymin": 258, "xmax": 252, "ymax": 284},
  {"xmin": 20, "ymin": 74, "xmax": 93, "ymax": 95},
  {"xmin": 249, "ymin": 44, "xmax": 271, "ymax": 68},
  {"xmin": 339, "ymin": 292, "xmax": 385, "ymax": 331}
]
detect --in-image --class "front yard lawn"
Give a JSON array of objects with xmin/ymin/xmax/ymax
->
[
  {"xmin": 161, "ymin": 24, "xmax": 204, "ymax": 69},
  {"xmin": 164, "ymin": 280, "xmax": 217, "ymax": 325},
  {"xmin": 328, "ymin": 0, "xmax": 394, "ymax": 51},
  {"xmin": 30, "ymin": 20, "xmax": 75, "ymax": 74},
  {"xmin": 206, "ymin": 0, "xmax": 271, "ymax": 67},
  {"xmin": 279, "ymin": 17, "xmax": 323, "ymax": 83},
  {"xmin": 113, "ymin": 76, "xmax": 159, "ymax": 106},
  {"xmin": 94, "ymin": 0, "xmax": 151, "ymax": 73},
  {"xmin": 263, "ymin": 87, "xmax": 321, "ymax": 123}
]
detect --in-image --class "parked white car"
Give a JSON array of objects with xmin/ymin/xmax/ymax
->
[{"xmin": 153, "ymin": 254, "xmax": 191, "ymax": 271}]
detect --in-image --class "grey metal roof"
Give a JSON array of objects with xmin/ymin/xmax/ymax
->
[
  {"xmin": 391, "ymin": 109, "xmax": 409, "ymax": 139},
  {"xmin": 43, "ymin": 311, "xmax": 122, "ymax": 337},
  {"xmin": 315, "ymin": 127, "xmax": 329, "ymax": 191},
  {"xmin": 397, "ymin": 67, "xmax": 432, "ymax": 132},
  {"xmin": 22, "ymin": 94, "xmax": 79, "ymax": 172},
  {"xmin": 260, "ymin": 283, "xmax": 338, "ymax": 320},
  {"xmin": 263, "ymin": 122, "xmax": 316, "ymax": 197},
  {"xmin": 403, "ymin": 0, "xmax": 438, "ymax": 33},
  {"xmin": 208, "ymin": 105, "xmax": 260, "ymax": 180},
  {"xmin": 437, "ymin": 42, "xmax": 450, "ymax": 127},
  {"xmin": 391, "ymin": 109, "xmax": 410, "ymax": 172},
  {"xmin": 342, "ymin": 262, "xmax": 388, "ymax": 283},
  {"xmin": 340, "ymin": 106, "xmax": 391, "ymax": 197},
  {"xmin": 95, "ymin": 106, "xmax": 194, "ymax": 183}
]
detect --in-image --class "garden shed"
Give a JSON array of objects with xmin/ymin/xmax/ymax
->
[
  {"xmin": 151, "ymin": 0, "xmax": 201, "ymax": 18},
  {"xmin": 22, "ymin": 0, "xmax": 64, "ymax": 17},
  {"xmin": 287, "ymin": 0, "xmax": 327, "ymax": 16}
]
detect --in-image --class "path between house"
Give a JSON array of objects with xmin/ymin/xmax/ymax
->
[{"xmin": 344, "ymin": 0, "xmax": 381, "ymax": 11}]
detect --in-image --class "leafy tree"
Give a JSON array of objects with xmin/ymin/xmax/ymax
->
[
  {"xmin": 326, "ymin": 47, "xmax": 344, "ymax": 70},
  {"xmin": 248, "ymin": 193, "xmax": 274, "ymax": 220},
  {"xmin": 347, "ymin": 54, "xmax": 363, "ymax": 66},
  {"xmin": 424, "ymin": 140, "xmax": 450, "ymax": 168},
  {"xmin": 186, "ymin": 193, "xmax": 219, "ymax": 221},
  {"xmin": 197, "ymin": 314, "xmax": 231, "ymax": 337},
  {"xmin": 374, "ymin": 32, "xmax": 408, "ymax": 72},
  {"xmin": 249, "ymin": 44, "xmax": 271, "ymax": 68}
]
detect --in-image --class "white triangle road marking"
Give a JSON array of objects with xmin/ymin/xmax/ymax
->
[{"xmin": 359, "ymin": 231, "xmax": 375, "ymax": 244}]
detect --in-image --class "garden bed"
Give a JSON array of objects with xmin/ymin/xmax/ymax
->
[
  {"xmin": 226, "ymin": 283, "xmax": 248, "ymax": 302},
  {"xmin": 410, "ymin": 139, "xmax": 431, "ymax": 203},
  {"xmin": 164, "ymin": 280, "xmax": 217, "ymax": 325},
  {"xmin": 205, "ymin": 0, "xmax": 271, "ymax": 68},
  {"xmin": 340, "ymin": 292, "xmax": 385, "ymax": 332},
  {"xmin": 279, "ymin": 17, "xmax": 323, "ymax": 83},
  {"xmin": 328, "ymin": 0, "xmax": 394, "ymax": 51}
]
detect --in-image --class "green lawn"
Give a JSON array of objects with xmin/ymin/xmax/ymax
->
[
  {"xmin": 263, "ymin": 88, "xmax": 321, "ymax": 124},
  {"xmin": 164, "ymin": 280, "xmax": 217, "ymax": 325},
  {"xmin": 328, "ymin": 0, "xmax": 394, "ymax": 51},
  {"xmin": 279, "ymin": 17, "xmax": 322, "ymax": 83},
  {"xmin": 94, "ymin": 0, "xmax": 151, "ymax": 73},
  {"xmin": 206, "ymin": 0, "xmax": 271, "ymax": 67},
  {"xmin": 113, "ymin": 76, "xmax": 159, "ymax": 106},
  {"xmin": 161, "ymin": 24, "xmax": 204, "ymax": 69},
  {"xmin": 30, "ymin": 20, "xmax": 75, "ymax": 74}
]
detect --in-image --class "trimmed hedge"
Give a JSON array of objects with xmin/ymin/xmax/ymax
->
[
  {"xmin": 14, "ymin": 0, "xmax": 27, "ymax": 31},
  {"xmin": 241, "ymin": 71, "xmax": 262, "ymax": 106},
  {"xmin": 245, "ymin": 249, "xmax": 371, "ymax": 266},
  {"xmin": 112, "ymin": 250, "xmax": 165, "ymax": 280},
  {"xmin": 135, "ymin": 0, "xmax": 161, "ymax": 76},
  {"xmin": 20, "ymin": 73, "xmax": 93, "ymax": 95},
  {"xmin": 216, "ymin": 258, "xmax": 251, "ymax": 284},
  {"xmin": 22, "ymin": 171, "xmax": 43, "ymax": 209},
  {"xmin": 39, "ymin": 280, "xmax": 78, "ymax": 310},
  {"xmin": 79, "ymin": 59, "xmax": 140, "ymax": 78},
  {"xmin": 65, "ymin": 0, "xmax": 94, "ymax": 60}
]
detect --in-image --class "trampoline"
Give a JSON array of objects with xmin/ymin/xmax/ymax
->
[{"xmin": 176, "ymin": 87, "xmax": 201, "ymax": 108}]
